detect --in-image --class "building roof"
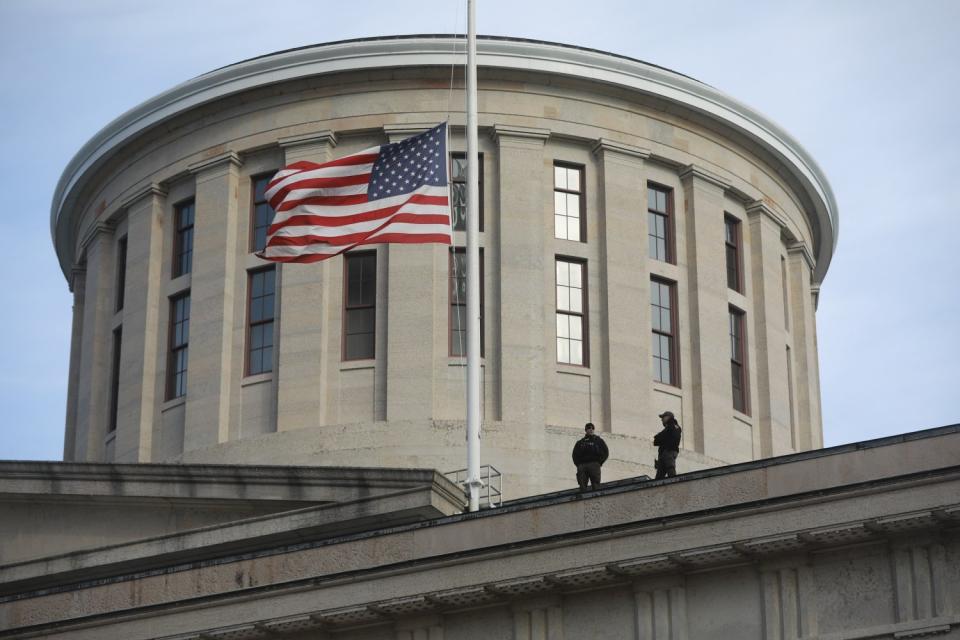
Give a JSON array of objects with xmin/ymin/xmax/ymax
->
[{"xmin": 50, "ymin": 35, "xmax": 838, "ymax": 283}]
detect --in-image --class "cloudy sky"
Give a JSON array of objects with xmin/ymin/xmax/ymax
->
[{"xmin": 0, "ymin": 0, "xmax": 957, "ymax": 460}]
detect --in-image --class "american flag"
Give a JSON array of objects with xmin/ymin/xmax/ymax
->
[{"xmin": 258, "ymin": 123, "xmax": 452, "ymax": 262}]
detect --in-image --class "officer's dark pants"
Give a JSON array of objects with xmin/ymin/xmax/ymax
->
[
  {"xmin": 655, "ymin": 450, "xmax": 678, "ymax": 479},
  {"xmin": 576, "ymin": 462, "xmax": 602, "ymax": 490}
]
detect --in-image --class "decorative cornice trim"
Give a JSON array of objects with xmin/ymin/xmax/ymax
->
[
  {"xmin": 187, "ymin": 151, "xmax": 243, "ymax": 175},
  {"xmin": 591, "ymin": 138, "xmax": 650, "ymax": 160},
  {"xmin": 278, "ymin": 130, "xmax": 338, "ymax": 150},
  {"xmin": 77, "ymin": 221, "xmax": 115, "ymax": 254},
  {"xmin": 120, "ymin": 183, "xmax": 168, "ymax": 211},
  {"xmin": 746, "ymin": 200, "xmax": 790, "ymax": 230},
  {"xmin": 490, "ymin": 123, "xmax": 550, "ymax": 143},
  {"xmin": 679, "ymin": 164, "xmax": 730, "ymax": 190},
  {"xmin": 382, "ymin": 123, "xmax": 434, "ymax": 143},
  {"xmin": 787, "ymin": 241, "xmax": 816, "ymax": 273}
]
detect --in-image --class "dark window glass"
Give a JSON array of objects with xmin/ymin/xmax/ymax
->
[
  {"xmin": 167, "ymin": 293, "xmax": 190, "ymax": 399},
  {"xmin": 247, "ymin": 267, "xmax": 275, "ymax": 375},
  {"xmin": 173, "ymin": 200, "xmax": 195, "ymax": 278},
  {"xmin": 647, "ymin": 185, "xmax": 672, "ymax": 262},
  {"xmin": 556, "ymin": 258, "xmax": 587, "ymax": 365},
  {"xmin": 725, "ymin": 215, "xmax": 742, "ymax": 292},
  {"xmin": 450, "ymin": 153, "xmax": 484, "ymax": 232},
  {"xmin": 115, "ymin": 236, "xmax": 127, "ymax": 312},
  {"xmin": 730, "ymin": 307, "xmax": 748, "ymax": 413},
  {"xmin": 251, "ymin": 175, "xmax": 276, "ymax": 252},
  {"xmin": 450, "ymin": 249, "xmax": 485, "ymax": 356},
  {"xmin": 109, "ymin": 328, "xmax": 122, "ymax": 432},
  {"xmin": 554, "ymin": 164, "xmax": 584, "ymax": 242},
  {"xmin": 344, "ymin": 252, "xmax": 376, "ymax": 360},
  {"xmin": 651, "ymin": 278, "xmax": 678, "ymax": 385}
]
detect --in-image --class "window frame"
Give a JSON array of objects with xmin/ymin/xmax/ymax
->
[
  {"xmin": 449, "ymin": 248, "xmax": 485, "ymax": 357},
  {"xmin": 724, "ymin": 214, "xmax": 743, "ymax": 292},
  {"xmin": 651, "ymin": 277, "xmax": 680, "ymax": 387},
  {"xmin": 108, "ymin": 327, "xmax": 122, "ymax": 432},
  {"xmin": 249, "ymin": 172, "xmax": 277, "ymax": 253},
  {"xmin": 647, "ymin": 182, "xmax": 675, "ymax": 263},
  {"xmin": 449, "ymin": 152, "xmax": 484, "ymax": 232},
  {"xmin": 166, "ymin": 292, "xmax": 190, "ymax": 400},
  {"xmin": 114, "ymin": 235, "xmax": 128, "ymax": 313},
  {"xmin": 729, "ymin": 305, "xmax": 749, "ymax": 414},
  {"xmin": 245, "ymin": 266, "xmax": 276, "ymax": 376},
  {"xmin": 553, "ymin": 161, "xmax": 586, "ymax": 243},
  {"xmin": 172, "ymin": 199, "xmax": 195, "ymax": 278},
  {"xmin": 342, "ymin": 251, "xmax": 377, "ymax": 361},
  {"xmin": 555, "ymin": 256, "xmax": 589, "ymax": 367}
]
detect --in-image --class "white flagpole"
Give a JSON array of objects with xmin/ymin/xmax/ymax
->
[{"xmin": 465, "ymin": 0, "xmax": 482, "ymax": 512}]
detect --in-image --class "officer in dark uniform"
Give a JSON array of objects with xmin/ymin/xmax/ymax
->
[
  {"xmin": 572, "ymin": 422, "xmax": 609, "ymax": 492},
  {"xmin": 653, "ymin": 411, "xmax": 682, "ymax": 479}
]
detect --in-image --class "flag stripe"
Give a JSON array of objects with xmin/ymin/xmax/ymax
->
[{"xmin": 257, "ymin": 125, "xmax": 451, "ymax": 263}]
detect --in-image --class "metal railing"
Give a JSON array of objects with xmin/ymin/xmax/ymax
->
[{"xmin": 444, "ymin": 464, "xmax": 502, "ymax": 509}]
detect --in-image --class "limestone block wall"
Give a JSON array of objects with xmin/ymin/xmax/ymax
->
[{"xmin": 54, "ymin": 39, "xmax": 832, "ymax": 497}]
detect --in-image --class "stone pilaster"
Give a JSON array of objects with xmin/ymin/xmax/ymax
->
[
  {"xmin": 679, "ymin": 165, "xmax": 731, "ymax": 457},
  {"xmin": 634, "ymin": 579, "xmax": 688, "ymax": 640},
  {"xmin": 747, "ymin": 201, "xmax": 792, "ymax": 457},
  {"xmin": 593, "ymin": 139, "xmax": 650, "ymax": 436},
  {"xmin": 395, "ymin": 615, "xmax": 444, "ymax": 640},
  {"xmin": 183, "ymin": 152, "xmax": 242, "ymax": 450},
  {"xmin": 113, "ymin": 184, "xmax": 167, "ymax": 462},
  {"xmin": 760, "ymin": 563, "xmax": 817, "ymax": 639},
  {"xmin": 62, "ymin": 265, "xmax": 86, "ymax": 461},
  {"xmin": 892, "ymin": 542, "xmax": 952, "ymax": 623},
  {"xmin": 74, "ymin": 223, "xmax": 115, "ymax": 461},
  {"xmin": 786, "ymin": 244, "xmax": 822, "ymax": 450},
  {"xmin": 276, "ymin": 132, "xmax": 336, "ymax": 431},
  {"xmin": 513, "ymin": 597, "xmax": 563, "ymax": 640},
  {"xmin": 492, "ymin": 124, "xmax": 550, "ymax": 427}
]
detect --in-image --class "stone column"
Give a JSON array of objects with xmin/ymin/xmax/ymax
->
[
  {"xmin": 492, "ymin": 124, "xmax": 550, "ymax": 427},
  {"xmin": 593, "ymin": 139, "xmax": 650, "ymax": 436},
  {"xmin": 747, "ymin": 202, "xmax": 792, "ymax": 457},
  {"xmin": 276, "ymin": 132, "xmax": 337, "ymax": 431},
  {"xmin": 786, "ymin": 244, "xmax": 822, "ymax": 450},
  {"xmin": 634, "ymin": 579, "xmax": 687, "ymax": 640},
  {"xmin": 113, "ymin": 184, "xmax": 167, "ymax": 462},
  {"xmin": 73, "ymin": 223, "xmax": 115, "ymax": 461},
  {"xmin": 62, "ymin": 266, "xmax": 86, "ymax": 461},
  {"xmin": 183, "ymin": 152, "xmax": 242, "ymax": 450},
  {"xmin": 679, "ymin": 165, "xmax": 731, "ymax": 457}
]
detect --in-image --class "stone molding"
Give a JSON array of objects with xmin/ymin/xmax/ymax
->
[
  {"xmin": 678, "ymin": 163, "xmax": 731, "ymax": 190},
  {"xmin": 187, "ymin": 150, "xmax": 243, "ymax": 175},
  {"xmin": 490, "ymin": 123, "xmax": 551, "ymax": 145},
  {"xmin": 591, "ymin": 138, "xmax": 650, "ymax": 162},
  {"xmin": 77, "ymin": 220, "xmax": 115, "ymax": 255},
  {"xmin": 120, "ymin": 183, "xmax": 168, "ymax": 211},
  {"xmin": 48, "ymin": 505, "xmax": 956, "ymax": 640},
  {"xmin": 382, "ymin": 123, "xmax": 435, "ymax": 143},
  {"xmin": 278, "ymin": 130, "xmax": 338, "ymax": 150},
  {"xmin": 787, "ymin": 241, "xmax": 816, "ymax": 273}
]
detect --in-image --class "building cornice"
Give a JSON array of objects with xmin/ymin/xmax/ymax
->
[
  {"xmin": 50, "ymin": 36, "xmax": 838, "ymax": 284},
  {"xmin": 187, "ymin": 150, "xmax": 243, "ymax": 175},
  {"xmin": 120, "ymin": 182, "xmax": 168, "ymax": 211},
  {"xmin": 278, "ymin": 130, "xmax": 338, "ymax": 150}
]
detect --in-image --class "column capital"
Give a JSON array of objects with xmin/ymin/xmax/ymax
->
[
  {"xmin": 187, "ymin": 150, "xmax": 243, "ymax": 175},
  {"xmin": 120, "ymin": 182, "xmax": 167, "ymax": 211},
  {"xmin": 746, "ymin": 199, "xmax": 789, "ymax": 229},
  {"xmin": 382, "ymin": 123, "xmax": 433, "ymax": 143},
  {"xmin": 279, "ymin": 130, "xmax": 338, "ymax": 150},
  {"xmin": 591, "ymin": 138, "xmax": 650, "ymax": 164},
  {"xmin": 490, "ymin": 123, "xmax": 550, "ymax": 147},
  {"xmin": 679, "ymin": 163, "xmax": 730, "ymax": 190},
  {"xmin": 69, "ymin": 265, "xmax": 87, "ymax": 294},
  {"xmin": 787, "ymin": 241, "xmax": 816, "ymax": 273},
  {"xmin": 78, "ymin": 221, "xmax": 115, "ymax": 255}
]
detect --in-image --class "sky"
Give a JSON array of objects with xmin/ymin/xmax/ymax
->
[{"xmin": 0, "ymin": 0, "xmax": 957, "ymax": 460}]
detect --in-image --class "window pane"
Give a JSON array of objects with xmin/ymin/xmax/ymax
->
[
  {"xmin": 249, "ymin": 349, "xmax": 262, "ymax": 375},
  {"xmin": 347, "ymin": 307, "xmax": 376, "ymax": 334},
  {"xmin": 557, "ymin": 338, "xmax": 570, "ymax": 363},
  {"xmin": 557, "ymin": 261, "xmax": 569, "ymax": 285},
  {"xmin": 660, "ymin": 309, "xmax": 671, "ymax": 333},
  {"xmin": 569, "ymin": 315, "xmax": 582, "ymax": 340},
  {"xmin": 557, "ymin": 313, "xmax": 569, "ymax": 338},
  {"xmin": 569, "ymin": 288, "xmax": 582, "ymax": 313},
  {"xmin": 647, "ymin": 188, "xmax": 656, "ymax": 211},
  {"xmin": 557, "ymin": 287, "xmax": 570, "ymax": 312},
  {"xmin": 346, "ymin": 334, "xmax": 374, "ymax": 360},
  {"xmin": 554, "ymin": 191, "xmax": 566, "ymax": 215},
  {"xmin": 657, "ymin": 190, "xmax": 667, "ymax": 212},
  {"xmin": 567, "ymin": 168, "xmax": 580, "ymax": 192},
  {"xmin": 570, "ymin": 340, "xmax": 583, "ymax": 365},
  {"xmin": 554, "ymin": 166, "xmax": 565, "ymax": 189},
  {"xmin": 567, "ymin": 217, "xmax": 580, "ymax": 242},
  {"xmin": 569, "ymin": 263, "xmax": 582, "ymax": 288}
]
